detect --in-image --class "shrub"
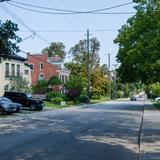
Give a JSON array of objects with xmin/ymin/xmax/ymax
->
[
  {"xmin": 50, "ymin": 97, "xmax": 64, "ymax": 104},
  {"xmin": 47, "ymin": 91, "xmax": 62, "ymax": 100},
  {"xmin": 66, "ymin": 88, "xmax": 81, "ymax": 101},
  {"xmin": 78, "ymin": 95, "xmax": 89, "ymax": 103},
  {"xmin": 117, "ymin": 90, "xmax": 124, "ymax": 98}
]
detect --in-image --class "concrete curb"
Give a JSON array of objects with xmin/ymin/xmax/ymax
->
[{"xmin": 139, "ymin": 101, "xmax": 160, "ymax": 160}]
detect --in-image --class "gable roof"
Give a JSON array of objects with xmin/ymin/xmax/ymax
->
[{"xmin": 0, "ymin": 53, "xmax": 26, "ymax": 61}]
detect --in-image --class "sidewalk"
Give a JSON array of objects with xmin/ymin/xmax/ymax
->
[{"xmin": 140, "ymin": 101, "xmax": 160, "ymax": 160}]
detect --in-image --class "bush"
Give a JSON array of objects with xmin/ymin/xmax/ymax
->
[
  {"xmin": 66, "ymin": 88, "xmax": 81, "ymax": 101},
  {"xmin": 50, "ymin": 97, "xmax": 64, "ymax": 104},
  {"xmin": 117, "ymin": 90, "xmax": 124, "ymax": 98},
  {"xmin": 91, "ymin": 91, "xmax": 101, "ymax": 99},
  {"xmin": 47, "ymin": 91, "xmax": 62, "ymax": 100},
  {"xmin": 47, "ymin": 91, "xmax": 68, "ymax": 101},
  {"xmin": 78, "ymin": 95, "xmax": 89, "ymax": 103}
]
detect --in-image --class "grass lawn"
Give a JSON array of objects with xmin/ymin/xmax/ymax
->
[
  {"xmin": 90, "ymin": 96, "xmax": 108, "ymax": 104},
  {"xmin": 154, "ymin": 102, "xmax": 160, "ymax": 110},
  {"xmin": 44, "ymin": 101, "xmax": 70, "ymax": 109},
  {"xmin": 44, "ymin": 96, "xmax": 109, "ymax": 109}
]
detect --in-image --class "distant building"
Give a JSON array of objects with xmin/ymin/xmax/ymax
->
[
  {"xmin": 0, "ymin": 54, "xmax": 32, "ymax": 96},
  {"xmin": 27, "ymin": 53, "xmax": 70, "ymax": 93}
]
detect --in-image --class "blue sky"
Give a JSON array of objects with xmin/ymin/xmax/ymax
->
[{"xmin": 0, "ymin": 0, "xmax": 136, "ymax": 68}]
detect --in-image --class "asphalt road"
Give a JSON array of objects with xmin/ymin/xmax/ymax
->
[{"xmin": 0, "ymin": 100, "xmax": 145, "ymax": 160}]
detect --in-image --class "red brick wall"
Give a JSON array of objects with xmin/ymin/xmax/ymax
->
[{"xmin": 27, "ymin": 53, "xmax": 60, "ymax": 86}]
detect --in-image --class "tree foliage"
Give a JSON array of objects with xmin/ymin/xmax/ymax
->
[
  {"xmin": 66, "ymin": 37, "xmax": 109, "ymax": 97},
  {"xmin": 0, "ymin": 20, "xmax": 21, "ymax": 58},
  {"xmin": 48, "ymin": 76, "xmax": 61, "ymax": 86},
  {"xmin": 10, "ymin": 76, "xmax": 30, "ymax": 92},
  {"xmin": 32, "ymin": 80, "xmax": 48, "ymax": 94},
  {"xmin": 42, "ymin": 42, "xmax": 66, "ymax": 59},
  {"xmin": 114, "ymin": 0, "xmax": 160, "ymax": 84}
]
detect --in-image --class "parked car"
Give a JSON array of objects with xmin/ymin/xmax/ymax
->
[
  {"xmin": 1, "ymin": 97, "xmax": 22, "ymax": 112},
  {"xmin": 0, "ymin": 97, "xmax": 17, "ymax": 114},
  {"xmin": 155, "ymin": 97, "xmax": 160, "ymax": 102},
  {"xmin": 130, "ymin": 95, "xmax": 139, "ymax": 101},
  {"xmin": 3, "ymin": 92, "xmax": 44, "ymax": 111}
]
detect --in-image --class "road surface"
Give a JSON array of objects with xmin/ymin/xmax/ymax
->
[{"xmin": 0, "ymin": 100, "xmax": 145, "ymax": 160}]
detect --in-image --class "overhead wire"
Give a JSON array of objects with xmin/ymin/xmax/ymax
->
[
  {"xmin": 59, "ymin": 0, "xmax": 87, "ymax": 29},
  {"xmin": 6, "ymin": 1, "xmax": 134, "ymax": 15},
  {"xmin": 0, "ymin": 3, "xmax": 51, "ymax": 44},
  {"xmin": 18, "ymin": 29, "xmax": 118, "ymax": 33},
  {"xmin": 49, "ymin": 0, "xmax": 81, "ymax": 30}
]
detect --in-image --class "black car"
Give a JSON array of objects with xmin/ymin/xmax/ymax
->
[{"xmin": 3, "ymin": 92, "xmax": 44, "ymax": 111}]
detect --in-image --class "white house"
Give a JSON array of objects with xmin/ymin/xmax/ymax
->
[{"xmin": 0, "ymin": 54, "xmax": 32, "ymax": 96}]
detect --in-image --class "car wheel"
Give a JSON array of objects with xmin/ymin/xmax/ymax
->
[
  {"xmin": 0, "ymin": 107, "xmax": 5, "ymax": 114},
  {"xmin": 30, "ymin": 105, "xmax": 36, "ymax": 111}
]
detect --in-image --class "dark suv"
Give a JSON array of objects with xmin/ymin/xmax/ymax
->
[{"xmin": 4, "ymin": 92, "xmax": 44, "ymax": 111}]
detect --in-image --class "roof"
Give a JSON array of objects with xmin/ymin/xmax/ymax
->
[{"xmin": 1, "ymin": 53, "xmax": 26, "ymax": 61}]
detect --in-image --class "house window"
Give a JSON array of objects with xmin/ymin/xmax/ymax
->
[
  {"xmin": 4, "ymin": 85, "xmax": 9, "ymax": 91},
  {"xmin": 39, "ymin": 73, "xmax": 44, "ymax": 80},
  {"xmin": 17, "ymin": 65, "xmax": 20, "ymax": 76},
  {"xmin": 25, "ymin": 70, "xmax": 29, "ymax": 75},
  {"xmin": 11, "ymin": 64, "xmax": 15, "ymax": 76},
  {"xmin": 5, "ymin": 63, "xmax": 9, "ymax": 77},
  {"xmin": 30, "ymin": 64, "xmax": 34, "ymax": 71},
  {"xmin": 40, "ymin": 63, "xmax": 44, "ymax": 70}
]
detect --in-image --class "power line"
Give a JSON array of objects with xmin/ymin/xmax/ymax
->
[
  {"xmin": 49, "ymin": 0, "xmax": 81, "ymax": 30},
  {"xmin": 0, "ymin": 4, "xmax": 51, "ymax": 44},
  {"xmin": 59, "ymin": 0, "xmax": 85, "ymax": 29},
  {"xmin": 18, "ymin": 29, "xmax": 118, "ymax": 33},
  {"xmin": 6, "ymin": 1, "xmax": 134, "ymax": 15}
]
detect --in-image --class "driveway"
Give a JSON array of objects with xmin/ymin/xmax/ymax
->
[{"xmin": 0, "ymin": 100, "xmax": 145, "ymax": 160}]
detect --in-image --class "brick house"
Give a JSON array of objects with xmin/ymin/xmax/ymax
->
[
  {"xmin": 27, "ymin": 53, "xmax": 70, "ymax": 93},
  {"xmin": 0, "ymin": 54, "xmax": 32, "ymax": 96}
]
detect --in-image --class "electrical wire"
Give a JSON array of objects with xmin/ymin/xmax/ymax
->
[
  {"xmin": 0, "ymin": 4, "xmax": 51, "ymax": 44},
  {"xmin": 59, "ymin": 0, "xmax": 87, "ymax": 29},
  {"xmin": 7, "ymin": 1, "xmax": 134, "ymax": 15},
  {"xmin": 18, "ymin": 29, "xmax": 118, "ymax": 33},
  {"xmin": 49, "ymin": 0, "xmax": 81, "ymax": 30}
]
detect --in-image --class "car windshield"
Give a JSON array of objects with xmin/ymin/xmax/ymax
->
[
  {"xmin": 26, "ymin": 93, "xmax": 32, "ymax": 99},
  {"xmin": 2, "ymin": 97, "xmax": 12, "ymax": 102}
]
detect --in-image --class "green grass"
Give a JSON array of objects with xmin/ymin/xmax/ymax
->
[
  {"xmin": 44, "ymin": 96, "xmax": 109, "ymax": 109},
  {"xmin": 154, "ymin": 102, "xmax": 160, "ymax": 110},
  {"xmin": 90, "ymin": 96, "xmax": 109, "ymax": 104},
  {"xmin": 44, "ymin": 101, "xmax": 70, "ymax": 109}
]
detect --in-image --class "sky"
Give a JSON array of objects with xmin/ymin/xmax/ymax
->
[{"xmin": 0, "ymin": 0, "xmax": 136, "ymax": 69}]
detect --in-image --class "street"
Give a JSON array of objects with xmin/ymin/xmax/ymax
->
[{"xmin": 0, "ymin": 100, "xmax": 145, "ymax": 160}]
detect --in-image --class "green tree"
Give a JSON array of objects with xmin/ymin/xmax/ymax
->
[
  {"xmin": 0, "ymin": 20, "xmax": 21, "ymax": 60},
  {"xmin": 42, "ymin": 42, "xmax": 66, "ymax": 59},
  {"xmin": 67, "ymin": 37, "xmax": 110, "ymax": 98},
  {"xmin": 32, "ymin": 80, "xmax": 48, "ymax": 94},
  {"xmin": 114, "ymin": 0, "xmax": 160, "ymax": 84},
  {"xmin": 48, "ymin": 76, "xmax": 61, "ymax": 86},
  {"xmin": 10, "ymin": 76, "xmax": 30, "ymax": 92}
]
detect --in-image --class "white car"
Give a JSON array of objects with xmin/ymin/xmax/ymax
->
[{"xmin": 155, "ymin": 97, "xmax": 160, "ymax": 102}]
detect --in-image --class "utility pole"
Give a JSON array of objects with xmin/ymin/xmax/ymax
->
[
  {"xmin": 107, "ymin": 53, "xmax": 111, "ymax": 100},
  {"xmin": 87, "ymin": 29, "xmax": 90, "ymax": 103},
  {"xmin": 108, "ymin": 53, "xmax": 111, "ymax": 69},
  {"xmin": 113, "ymin": 64, "xmax": 118, "ymax": 100}
]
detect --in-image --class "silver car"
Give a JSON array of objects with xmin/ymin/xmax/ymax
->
[
  {"xmin": 2, "ymin": 97, "xmax": 22, "ymax": 112},
  {"xmin": 0, "ymin": 97, "xmax": 18, "ymax": 114}
]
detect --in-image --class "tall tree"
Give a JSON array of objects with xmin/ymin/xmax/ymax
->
[
  {"xmin": 114, "ymin": 0, "xmax": 160, "ymax": 84},
  {"xmin": 67, "ymin": 37, "xmax": 108, "ymax": 96},
  {"xmin": 42, "ymin": 42, "xmax": 66, "ymax": 59},
  {"xmin": 69, "ymin": 38, "xmax": 100, "ymax": 71},
  {"xmin": 0, "ymin": 20, "xmax": 21, "ymax": 60}
]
